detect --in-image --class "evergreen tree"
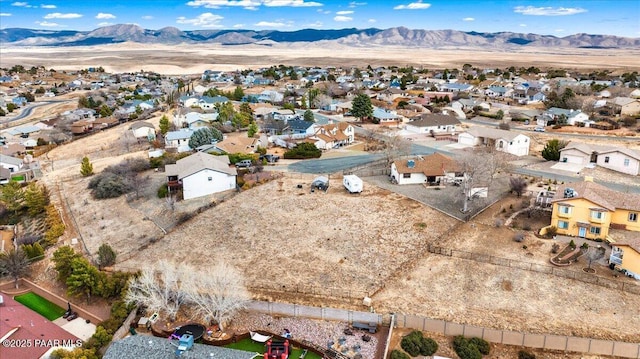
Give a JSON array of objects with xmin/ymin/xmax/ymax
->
[
  {"xmin": 97, "ymin": 243, "xmax": 117, "ymax": 269},
  {"xmin": 80, "ymin": 156, "xmax": 94, "ymax": 177},
  {"xmin": 541, "ymin": 139, "xmax": 567, "ymax": 161},
  {"xmin": 232, "ymin": 86, "xmax": 245, "ymax": 101},
  {"xmin": 304, "ymin": 109, "xmax": 315, "ymax": 122},
  {"xmin": 351, "ymin": 93, "xmax": 373, "ymax": 121},
  {"xmin": 247, "ymin": 123, "xmax": 258, "ymax": 138},
  {"xmin": 66, "ymin": 257, "xmax": 103, "ymax": 303},
  {"xmin": 24, "ymin": 182, "xmax": 49, "ymax": 216},
  {"xmin": 189, "ymin": 127, "xmax": 223, "ymax": 148},
  {"xmin": 159, "ymin": 115, "xmax": 170, "ymax": 135},
  {"xmin": 0, "ymin": 181, "xmax": 24, "ymax": 216},
  {"xmin": 52, "ymin": 246, "xmax": 82, "ymax": 282}
]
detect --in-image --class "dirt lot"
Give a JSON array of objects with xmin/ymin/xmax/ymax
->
[{"xmin": 34, "ymin": 118, "xmax": 640, "ymax": 349}]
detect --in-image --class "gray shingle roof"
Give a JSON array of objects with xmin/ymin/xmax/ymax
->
[
  {"xmin": 103, "ymin": 335, "xmax": 256, "ymax": 359},
  {"xmin": 165, "ymin": 152, "xmax": 236, "ymax": 179}
]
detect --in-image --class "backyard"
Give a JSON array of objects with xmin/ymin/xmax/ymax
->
[{"xmin": 14, "ymin": 292, "xmax": 66, "ymax": 321}]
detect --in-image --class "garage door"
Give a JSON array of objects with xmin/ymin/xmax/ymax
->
[
  {"xmin": 562, "ymin": 155, "xmax": 584, "ymax": 164},
  {"xmin": 458, "ymin": 134, "xmax": 475, "ymax": 146}
]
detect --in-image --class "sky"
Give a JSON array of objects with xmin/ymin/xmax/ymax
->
[{"xmin": 0, "ymin": 0, "xmax": 638, "ymax": 37}]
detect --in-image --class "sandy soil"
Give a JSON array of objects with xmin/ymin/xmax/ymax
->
[{"xmin": 2, "ymin": 43, "xmax": 640, "ymax": 74}]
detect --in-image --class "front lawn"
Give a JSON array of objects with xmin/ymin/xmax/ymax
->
[{"xmin": 14, "ymin": 292, "xmax": 66, "ymax": 321}]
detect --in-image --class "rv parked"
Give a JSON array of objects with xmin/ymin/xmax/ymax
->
[{"xmin": 343, "ymin": 175, "xmax": 363, "ymax": 193}]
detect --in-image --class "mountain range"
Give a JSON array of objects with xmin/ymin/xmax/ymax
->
[{"xmin": 1, "ymin": 24, "xmax": 639, "ymax": 49}]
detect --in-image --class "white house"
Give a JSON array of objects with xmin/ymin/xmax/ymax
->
[
  {"xmin": 405, "ymin": 114, "xmax": 460, "ymax": 135},
  {"xmin": 165, "ymin": 152, "xmax": 237, "ymax": 200},
  {"xmin": 0, "ymin": 154, "xmax": 23, "ymax": 173},
  {"xmin": 458, "ymin": 127, "xmax": 530, "ymax": 156},
  {"xmin": 372, "ymin": 107, "xmax": 401, "ymax": 124},
  {"xmin": 312, "ymin": 122, "xmax": 355, "ymax": 150},
  {"xmin": 165, "ymin": 129, "xmax": 194, "ymax": 152},
  {"xmin": 559, "ymin": 143, "xmax": 640, "ymax": 176},
  {"xmin": 130, "ymin": 121, "xmax": 156, "ymax": 141},
  {"xmin": 390, "ymin": 153, "xmax": 462, "ymax": 185},
  {"xmin": 542, "ymin": 108, "xmax": 590, "ymax": 126}
]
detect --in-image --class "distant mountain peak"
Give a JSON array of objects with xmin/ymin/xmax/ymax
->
[{"xmin": 0, "ymin": 24, "xmax": 638, "ymax": 49}]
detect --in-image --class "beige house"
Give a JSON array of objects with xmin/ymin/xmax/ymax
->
[{"xmin": 608, "ymin": 97, "xmax": 640, "ymax": 115}]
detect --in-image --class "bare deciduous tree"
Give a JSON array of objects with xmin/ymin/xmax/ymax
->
[
  {"xmin": 586, "ymin": 246, "xmax": 606, "ymax": 270},
  {"xmin": 457, "ymin": 148, "xmax": 509, "ymax": 212},
  {"xmin": 184, "ymin": 260, "xmax": 250, "ymax": 329}
]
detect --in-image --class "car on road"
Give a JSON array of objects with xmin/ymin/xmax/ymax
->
[
  {"xmin": 534, "ymin": 126, "xmax": 545, "ymax": 132},
  {"xmin": 235, "ymin": 159, "xmax": 253, "ymax": 168},
  {"xmin": 259, "ymin": 154, "xmax": 280, "ymax": 163}
]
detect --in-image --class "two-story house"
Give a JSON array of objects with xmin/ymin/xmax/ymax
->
[
  {"xmin": 165, "ymin": 129, "xmax": 194, "ymax": 152},
  {"xmin": 546, "ymin": 179, "xmax": 640, "ymax": 241},
  {"xmin": 312, "ymin": 122, "xmax": 354, "ymax": 150}
]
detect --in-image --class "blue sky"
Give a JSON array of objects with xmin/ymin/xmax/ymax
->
[{"xmin": 0, "ymin": 0, "xmax": 638, "ymax": 37}]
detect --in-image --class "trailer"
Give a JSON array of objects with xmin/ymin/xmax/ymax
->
[{"xmin": 343, "ymin": 175, "xmax": 363, "ymax": 193}]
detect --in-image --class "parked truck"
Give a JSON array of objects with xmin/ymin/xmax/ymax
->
[{"xmin": 343, "ymin": 175, "xmax": 363, "ymax": 193}]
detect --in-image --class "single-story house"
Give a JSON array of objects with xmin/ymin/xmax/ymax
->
[
  {"xmin": 165, "ymin": 129, "xmax": 194, "ymax": 152},
  {"xmin": 165, "ymin": 152, "xmax": 237, "ymax": 200},
  {"xmin": 437, "ymin": 83, "xmax": 474, "ymax": 93},
  {"xmin": 213, "ymin": 136, "xmax": 262, "ymax": 155},
  {"xmin": 608, "ymin": 97, "xmax": 640, "ymax": 116},
  {"xmin": 103, "ymin": 333, "xmax": 255, "ymax": 359},
  {"xmin": 390, "ymin": 153, "xmax": 462, "ymax": 185},
  {"xmin": 560, "ymin": 143, "xmax": 640, "ymax": 176},
  {"xmin": 130, "ymin": 121, "xmax": 156, "ymax": 141},
  {"xmin": 287, "ymin": 119, "xmax": 316, "ymax": 135},
  {"xmin": 458, "ymin": 127, "xmax": 530, "ymax": 156},
  {"xmin": 0, "ymin": 154, "xmax": 24, "ymax": 173},
  {"xmin": 485, "ymin": 86, "xmax": 513, "ymax": 98},
  {"xmin": 405, "ymin": 114, "xmax": 460, "ymax": 135},
  {"xmin": 372, "ymin": 107, "xmax": 401, "ymax": 125},
  {"xmin": 542, "ymin": 108, "xmax": 590, "ymax": 126}
]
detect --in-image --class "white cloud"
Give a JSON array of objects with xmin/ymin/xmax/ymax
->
[
  {"xmin": 514, "ymin": 6, "xmax": 587, "ymax": 16},
  {"xmin": 44, "ymin": 12, "xmax": 83, "ymax": 19},
  {"xmin": 254, "ymin": 20, "xmax": 292, "ymax": 27},
  {"xmin": 306, "ymin": 21, "xmax": 323, "ymax": 27},
  {"xmin": 40, "ymin": 4, "xmax": 56, "ymax": 9},
  {"xmin": 12, "ymin": 2, "xmax": 33, "ymax": 7},
  {"xmin": 142, "ymin": 15, "xmax": 154, "ymax": 20},
  {"xmin": 519, "ymin": 23, "xmax": 527, "ymax": 27},
  {"xmin": 333, "ymin": 15, "xmax": 352, "ymax": 22},
  {"xmin": 232, "ymin": 23, "xmax": 245, "ymax": 28},
  {"xmin": 555, "ymin": 28, "xmax": 565, "ymax": 32},
  {"xmin": 336, "ymin": 10, "xmax": 353, "ymax": 15},
  {"xmin": 349, "ymin": 1, "xmax": 366, "ymax": 8},
  {"xmin": 96, "ymin": 13, "xmax": 116, "ymax": 19},
  {"xmin": 367, "ymin": 18, "xmax": 376, "ymax": 23},
  {"xmin": 176, "ymin": 12, "xmax": 224, "ymax": 28},
  {"xmin": 0, "ymin": 13, "xmax": 12, "ymax": 16},
  {"xmin": 35, "ymin": 20, "xmax": 61, "ymax": 27},
  {"xmin": 186, "ymin": 0, "xmax": 322, "ymax": 9},
  {"xmin": 317, "ymin": 9, "xmax": 330, "ymax": 14},
  {"xmin": 263, "ymin": 0, "xmax": 322, "ymax": 6},
  {"xmin": 97, "ymin": 22, "xmax": 113, "ymax": 27},
  {"xmin": 394, "ymin": 1, "xmax": 430, "ymax": 10},
  {"xmin": 462, "ymin": 17, "xmax": 474, "ymax": 21}
]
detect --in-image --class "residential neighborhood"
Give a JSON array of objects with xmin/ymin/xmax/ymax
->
[{"xmin": 1, "ymin": 59, "xmax": 640, "ymax": 359}]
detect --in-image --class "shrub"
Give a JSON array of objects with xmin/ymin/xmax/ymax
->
[
  {"xmin": 546, "ymin": 226, "xmax": 557, "ymax": 236},
  {"xmin": 569, "ymin": 239, "xmax": 576, "ymax": 249},
  {"xmin": 469, "ymin": 337, "xmax": 490, "ymax": 355},
  {"xmin": 88, "ymin": 172, "xmax": 131, "ymax": 199},
  {"xmin": 581, "ymin": 242, "xmax": 589, "ymax": 249},
  {"xmin": 453, "ymin": 336, "xmax": 489, "ymax": 359},
  {"xmin": 390, "ymin": 350, "xmax": 410, "ymax": 359},
  {"xmin": 513, "ymin": 232, "xmax": 525, "ymax": 242},
  {"xmin": 97, "ymin": 243, "xmax": 117, "ymax": 268},
  {"xmin": 551, "ymin": 243, "xmax": 560, "ymax": 254},
  {"xmin": 400, "ymin": 331, "xmax": 438, "ymax": 357},
  {"xmin": 453, "ymin": 336, "xmax": 482, "ymax": 359},
  {"xmin": 284, "ymin": 142, "xmax": 322, "ymax": 159},
  {"xmin": 518, "ymin": 350, "xmax": 536, "ymax": 359},
  {"xmin": 494, "ymin": 219, "xmax": 503, "ymax": 227},
  {"xmin": 157, "ymin": 183, "xmax": 169, "ymax": 198}
]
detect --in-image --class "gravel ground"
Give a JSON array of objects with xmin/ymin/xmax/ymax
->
[{"xmin": 228, "ymin": 312, "xmax": 379, "ymax": 359}]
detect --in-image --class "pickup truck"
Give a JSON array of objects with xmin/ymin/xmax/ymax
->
[
  {"xmin": 259, "ymin": 154, "xmax": 280, "ymax": 163},
  {"xmin": 235, "ymin": 159, "xmax": 253, "ymax": 168}
]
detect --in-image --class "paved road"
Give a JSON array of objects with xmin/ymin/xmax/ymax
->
[
  {"xmin": 514, "ymin": 167, "xmax": 640, "ymax": 194},
  {"xmin": 1, "ymin": 100, "xmax": 68, "ymax": 124},
  {"xmin": 288, "ymin": 154, "xmax": 383, "ymax": 173},
  {"xmin": 460, "ymin": 117, "xmax": 638, "ymax": 142}
]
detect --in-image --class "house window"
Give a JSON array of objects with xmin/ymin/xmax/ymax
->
[
  {"xmin": 208, "ymin": 177, "xmax": 212, "ymax": 181},
  {"xmin": 590, "ymin": 210, "xmax": 604, "ymax": 220},
  {"xmin": 558, "ymin": 205, "xmax": 572, "ymax": 215},
  {"xmin": 558, "ymin": 220, "xmax": 569, "ymax": 229},
  {"xmin": 630, "ymin": 213, "xmax": 638, "ymax": 222},
  {"xmin": 624, "ymin": 158, "xmax": 630, "ymax": 167},
  {"xmin": 589, "ymin": 227, "xmax": 601, "ymax": 235},
  {"xmin": 604, "ymin": 156, "xmax": 610, "ymax": 163},
  {"xmin": 403, "ymin": 173, "xmax": 411, "ymax": 178}
]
